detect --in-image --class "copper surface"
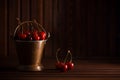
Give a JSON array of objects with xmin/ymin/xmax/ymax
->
[{"xmin": 15, "ymin": 40, "xmax": 46, "ymax": 71}]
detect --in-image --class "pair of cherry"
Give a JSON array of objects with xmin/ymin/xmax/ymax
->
[{"xmin": 55, "ymin": 49, "xmax": 74, "ymax": 72}]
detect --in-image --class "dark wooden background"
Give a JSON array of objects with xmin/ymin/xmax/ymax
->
[{"xmin": 0, "ymin": 0, "xmax": 119, "ymax": 60}]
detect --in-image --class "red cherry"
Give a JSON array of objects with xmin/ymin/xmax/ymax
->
[
  {"xmin": 32, "ymin": 31, "xmax": 38, "ymax": 36},
  {"xmin": 66, "ymin": 62, "xmax": 74, "ymax": 70},
  {"xmin": 33, "ymin": 29, "xmax": 38, "ymax": 33},
  {"xmin": 24, "ymin": 31, "xmax": 31, "ymax": 35},
  {"xmin": 55, "ymin": 62, "xmax": 63, "ymax": 69},
  {"xmin": 32, "ymin": 35, "xmax": 40, "ymax": 40},
  {"xmin": 31, "ymin": 31, "xmax": 40, "ymax": 40},
  {"xmin": 55, "ymin": 62, "xmax": 68, "ymax": 72},
  {"xmin": 61, "ymin": 64, "xmax": 68, "ymax": 72},
  {"xmin": 18, "ymin": 33, "xmax": 27, "ymax": 40},
  {"xmin": 39, "ymin": 32, "xmax": 46, "ymax": 40}
]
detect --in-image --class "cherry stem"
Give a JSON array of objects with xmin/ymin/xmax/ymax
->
[
  {"xmin": 33, "ymin": 19, "xmax": 46, "ymax": 32},
  {"xmin": 16, "ymin": 18, "xmax": 23, "ymax": 33},
  {"xmin": 33, "ymin": 19, "xmax": 37, "ymax": 24},
  {"xmin": 16, "ymin": 18, "xmax": 21, "ymax": 24},
  {"xmin": 63, "ymin": 50, "xmax": 70, "ymax": 63},
  {"xmin": 68, "ymin": 50, "xmax": 72, "ymax": 62},
  {"xmin": 33, "ymin": 19, "xmax": 38, "ymax": 31},
  {"xmin": 56, "ymin": 48, "xmax": 61, "ymax": 62},
  {"xmin": 30, "ymin": 23, "xmax": 34, "ymax": 32}
]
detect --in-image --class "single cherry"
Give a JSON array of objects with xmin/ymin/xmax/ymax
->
[
  {"xmin": 32, "ymin": 35, "xmax": 40, "ymax": 40},
  {"xmin": 31, "ymin": 31, "xmax": 40, "ymax": 40},
  {"xmin": 66, "ymin": 62, "xmax": 74, "ymax": 70},
  {"xmin": 55, "ymin": 62, "xmax": 68, "ymax": 72},
  {"xmin": 61, "ymin": 64, "xmax": 68, "ymax": 72},
  {"xmin": 55, "ymin": 62, "xmax": 63, "ymax": 69},
  {"xmin": 65, "ymin": 50, "xmax": 74, "ymax": 70},
  {"xmin": 24, "ymin": 30, "xmax": 31, "ymax": 36},
  {"xmin": 32, "ymin": 31, "xmax": 38, "ymax": 35},
  {"xmin": 39, "ymin": 31, "xmax": 46, "ymax": 40},
  {"xmin": 18, "ymin": 33, "xmax": 27, "ymax": 40}
]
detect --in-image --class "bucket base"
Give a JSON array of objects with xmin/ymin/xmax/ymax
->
[{"xmin": 17, "ymin": 65, "xmax": 44, "ymax": 71}]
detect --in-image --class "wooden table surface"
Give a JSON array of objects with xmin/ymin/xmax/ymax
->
[{"xmin": 0, "ymin": 58, "xmax": 120, "ymax": 80}]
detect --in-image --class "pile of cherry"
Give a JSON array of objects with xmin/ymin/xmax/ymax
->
[
  {"xmin": 14, "ymin": 30, "xmax": 46, "ymax": 41},
  {"xmin": 14, "ymin": 19, "xmax": 47, "ymax": 41},
  {"xmin": 55, "ymin": 48, "xmax": 74, "ymax": 72}
]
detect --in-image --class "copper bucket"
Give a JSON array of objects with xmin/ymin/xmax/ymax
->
[
  {"xmin": 14, "ymin": 20, "xmax": 50, "ymax": 71},
  {"xmin": 15, "ymin": 40, "xmax": 46, "ymax": 71}
]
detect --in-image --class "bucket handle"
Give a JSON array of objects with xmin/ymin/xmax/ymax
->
[{"xmin": 13, "ymin": 20, "xmax": 50, "ymax": 40}]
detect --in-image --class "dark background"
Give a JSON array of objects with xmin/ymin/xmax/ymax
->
[{"xmin": 0, "ymin": 0, "xmax": 119, "ymax": 61}]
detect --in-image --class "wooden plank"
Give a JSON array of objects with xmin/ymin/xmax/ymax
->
[
  {"xmin": 0, "ymin": 0, "xmax": 117, "ymax": 59},
  {"xmin": 102, "ymin": 0, "xmax": 109, "ymax": 56},
  {"xmin": 66, "ymin": 0, "xmax": 75, "ymax": 56},
  {"xmin": 57, "ymin": 0, "xmax": 65, "ymax": 49},
  {"xmin": 31, "ymin": 0, "xmax": 43, "ymax": 24},
  {"xmin": 87, "ymin": 0, "xmax": 97, "ymax": 57},
  {"xmin": 8, "ymin": 0, "xmax": 19, "ymax": 56},
  {"xmin": 52, "ymin": 0, "xmax": 59, "ymax": 57},
  {"xmin": 17, "ymin": 0, "xmax": 21, "ymax": 18},
  {"xmin": 4, "ymin": 0, "xmax": 8, "ymax": 56},
  {"xmin": 80, "ymin": 0, "xmax": 88, "ymax": 57},
  {"xmin": 43, "ymin": 0, "xmax": 53, "ymax": 57},
  {"xmin": 96, "ymin": 0, "xmax": 105, "ymax": 57},
  {"xmin": 57, "ymin": 0, "xmax": 66, "ymax": 53},
  {"xmin": 108, "ymin": 0, "xmax": 117, "ymax": 56},
  {"xmin": 0, "ymin": 0, "xmax": 7, "ymax": 56},
  {"xmin": 75, "ymin": 0, "xmax": 82, "ymax": 58},
  {"xmin": 1, "ymin": 59, "xmax": 120, "ymax": 80},
  {"xmin": 75, "ymin": 0, "xmax": 85, "ymax": 57},
  {"xmin": 21, "ymin": 0, "xmax": 30, "ymax": 21}
]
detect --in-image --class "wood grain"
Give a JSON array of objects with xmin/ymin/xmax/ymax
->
[
  {"xmin": 0, "ymin": 0, "xmax": 7, "ymax": 56},
  {"xmin": 0, "ymin": 59, "xmax": 120, "ymax": 80},
  {"xmin": 0, "ymin": 0, "xmax": 118, "ymax": 59}
]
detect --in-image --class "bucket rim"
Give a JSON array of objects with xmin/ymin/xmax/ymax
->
[{"xmin": 15, "ymin": 40, "xmax": 47, "ymax": 42}]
